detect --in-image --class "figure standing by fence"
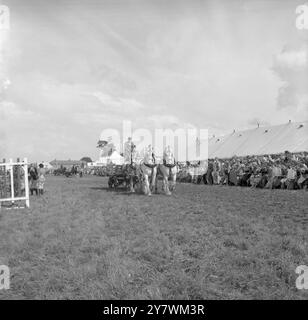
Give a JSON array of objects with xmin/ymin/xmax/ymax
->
[
  {"xmin": 37, "ymin": 163, "xmax": 46, "ymax": 195},
  {"xmin": 37, "ymin": 173, "xmax": 46, "ymax": 195},
  {"xmin": 29, "ymin": 164, "xmax": 38, "ymax": 196}
]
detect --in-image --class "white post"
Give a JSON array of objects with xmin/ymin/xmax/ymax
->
[
  {"xmin": 9, "ymin": 158, "xmax": 14, "ymax": 204},
  {"xmin": 0, "ymin": 158, "xmax": 30, "ymax": 209},
  {"xmin": 24, "ymin": 158, "xmax": 30, "ymax": 208}
]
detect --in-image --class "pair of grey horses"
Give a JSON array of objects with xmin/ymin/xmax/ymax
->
[{"xmin": 127, "ymin": 146, "xmax": 177, "ymax": 196}]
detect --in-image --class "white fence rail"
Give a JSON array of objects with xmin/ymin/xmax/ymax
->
[{"xmin": 0, "ymin": 158, "xmax": 30, "ymax": 209}]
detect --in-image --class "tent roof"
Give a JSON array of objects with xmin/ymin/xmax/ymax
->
[
  {"xmin": 109, "ymin": 150, "xmax": 123, "ymax": 160},
  {"xmin": 207, "ymin": 121, "xmax": 308, "ymax": 158}
]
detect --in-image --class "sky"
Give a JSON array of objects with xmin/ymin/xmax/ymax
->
[{"xmin": 0, "ymin": 0, "xmax": 307, "ymax": 162}]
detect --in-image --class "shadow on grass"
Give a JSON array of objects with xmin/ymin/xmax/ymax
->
[
  {"xmin": 90, "ymin": 186, "xmax": 145, "ymax": 196},
  {"xmin": 89, "ymin": 186, "xmax": 166, "ymax": 197}
]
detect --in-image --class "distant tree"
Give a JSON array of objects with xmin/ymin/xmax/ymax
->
[{"xmin": 80, "ymin": 157, "xmax": 93, "ymax": 163}]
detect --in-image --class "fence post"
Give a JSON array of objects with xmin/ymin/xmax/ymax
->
[
  {"xmin": 16, "ymin": 157, "xmax": 21, "ymax": 197},
  {"xmin": 2, "ymin": 158, "xmax": 7, "ymax": 199},
  {"xmin": 24, "ymin": 158, "xmax": 30, "ymax": 208},
  {"xmin": 9, "ymin": 158, "xmax": 14, "ymax": 204},
  {"xmin": 0, "ymin": 158, "xmax": 30, "ymax": 209}
]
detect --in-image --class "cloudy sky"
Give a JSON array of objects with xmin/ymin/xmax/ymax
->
[{"xmin": 0, "ymin": 0, "xmax": 307, "ymax": 161}]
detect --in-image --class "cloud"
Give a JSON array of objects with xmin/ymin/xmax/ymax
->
[
  {"xmin": 0, "ymin": 29, "xmax": 10, "ymax": 95},
  {"xmin": 275, "ymin": 48, "xmax": 307, "ymax": 68},
  {"xmin": 88, "ymin": 91, "xmax": 144, "ymax": 114},
  {"xmin": 3, "ymin": 0, "xmax": 307, "ymax": 161},
  {"xmin": 272, "ymin": 45, "xmax": 308, "ymax": 115}
]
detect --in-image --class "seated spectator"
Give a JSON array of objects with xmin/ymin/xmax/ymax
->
[
  {"xmin": 228, "ymin": 167, "xmax": 238, "ymax": 186},
  {"xmin": 256, "ymin": 167, "xmax": 268, "ymax": 188},
  {"xmin": 238, "ymin": 167, "xmax": 252, "ymax": 187},
  {"xmin": 285, "ymin": 166, "xmax": 297, "ymax": 190},
  {"xmin": 265, "ymin": 162, "xmax": 283, "ymax": 189},
  {"xmin": 218, "ymin": 163, "xmax": 228, "ymax": 185},
  {"xmin": 297, "ymin": 168, "xmax": 308, "ymax": 189},
  {"xmin": 249, "ymin": 170, "xmax": 262, "ymax": 188}
]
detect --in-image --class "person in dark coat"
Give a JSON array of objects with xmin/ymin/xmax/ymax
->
[
  {"xmin": 256, "ymin": 167, "xmax": 268, "ymax": 188},
  {"xmin": 29, "ymin": 164, "xmax": 38, "ymax": 195},
  {"xmin": 228, "ymin": 169, "xmax": 238, "ymax": 186},
  {"xmin": 206, "ymin": 162, "xmax": 214, "ymax": 185}
]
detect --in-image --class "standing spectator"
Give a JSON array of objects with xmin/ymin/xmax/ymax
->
[
  {"xmin": 286, "ymin": 165, "xmax": 297, "ymax": 190},
  {"xmin": 37, "ymin": 173, "xmax": 46, "ymax": 195},
  {"xmin": 29, "ymin": 164, "xmax": 38, "ymax": 196},
  {"xmin": 37, "ymin": 163, "xmax": 46, "ymax": 195},
  {"xmin": 206, "ymin": 162, "xmax": 214, "ymax": 185},
  {"xmin": 38, "ymin": 163, "xmax": 46, "ymax": 176}
]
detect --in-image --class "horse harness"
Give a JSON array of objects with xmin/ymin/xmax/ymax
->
[
  {"xmin": 163, "ymin": 159, "xmax": 176, "ymax": 168},
  {"xmin": 144, "ymin": 153, "xmax": 157, "ymax": 169}
]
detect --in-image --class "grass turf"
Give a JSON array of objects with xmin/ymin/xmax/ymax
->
[{"xmin": 0, "ymin": 175, "xmax": 307, "ymax": 299}]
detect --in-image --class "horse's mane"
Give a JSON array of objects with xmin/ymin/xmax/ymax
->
[
  {"xmin": 163, "ymin": 147, "xmax": 175, "ymax": 165},
  {"xmin": 143, "ymin": 146, "xmax": 156, "ymax": 164}
]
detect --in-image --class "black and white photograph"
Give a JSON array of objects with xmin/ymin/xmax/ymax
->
[{"xmin": 0, "ymin": 0, "xmax": 308, "ymax": 307}]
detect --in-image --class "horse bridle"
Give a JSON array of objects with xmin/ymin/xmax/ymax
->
[
  {"xmin": 143, "ymin": 151, "xmax": 157, "ymax": 169},
  {"xmin": 144, "ymin": 163, "xmax": 157, "ymax": 169},
  {"xmin": 163, "ymin": 159, "xmax": 176, "ymax": 168},
  {"xmin": 163, "ymin": 152, "xmax": 176, "ymax": 168}
]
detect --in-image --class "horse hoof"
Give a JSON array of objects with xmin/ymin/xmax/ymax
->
[{"xmin": 166, "ymin": 192, "xmax": 171, "ymax": 196}]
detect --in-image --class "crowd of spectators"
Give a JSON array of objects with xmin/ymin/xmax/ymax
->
[
  {"xmin": 88, "ymin": 151, "xmax": 308, "ymax": 191},
  {"xmin": 179, "ymin": 151, "xmax": 308, "ymax": 190}
]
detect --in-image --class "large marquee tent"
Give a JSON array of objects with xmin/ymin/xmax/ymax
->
[{"xmin": 206, "ymin": 121, "xmax": 308, "ymax": 159}]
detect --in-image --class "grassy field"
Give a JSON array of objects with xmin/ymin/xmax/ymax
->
[{"xmin": 0, "ymin": 175, "xmax": 307, "ymax": 300}]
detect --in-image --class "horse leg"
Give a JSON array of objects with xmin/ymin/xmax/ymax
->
[
  {"xmin": 163, "ymin": 174, "xmax": 171, "ymax": 195},
  {"xmin": 155, "ymin": 166, "xmax": 161, "ymax": 193},
  {"xmin": 169, "ymin": 168, "xmax": 177, "ymax": 192},
  {"xmin": 129, "ymin": 176, "xmax": 135, "ymax": 193},
  {"xmin": 170, "ymin": 173, "xmax": 176, "ymax": 191},
  {"xmin": 144, "ymin": 174, "xmax": 151, "ymax": 195},
  {"xmin": 150, "ymin": 168, "xmax": 157, "ymax": 193},
  {"xmin": 161, "ymin": 170, "xmax": 168, "ymax": 194},
  {"xmin": 155, "ymin": 172, "xmax": 159, "ymax": 193}
]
